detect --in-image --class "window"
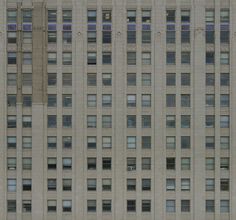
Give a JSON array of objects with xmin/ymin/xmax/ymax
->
[
  {"xmin": 7, "ymin": 73, "xmax": 16, "ymax": 86},
  {"xmin": 62, "ymin": 73, "xmax": 72, "ymax": 86},
  {"xmin": 127, "ymin": 94, "xmax": 136, "ymax": 107},
  {"xmin": 181, "ymin": 94, "xmax": 190, "ymax": 107},
  {"xmin": 127, "ymin": 136, "xmax": 136, "ymax": 149},
  {"xmin": 87, "ymin": 73, "xmax": 96, "ymax": 86},
  {"xmin": 48, "ymin": 52, "xmax": 57, "ymax": 64},
  {"xmin": 181, "ymin": 158, "xmax": 191, "ymax": 170},
  {"xmin": 206, "ymin": 52, "xmax": 214, "ymax": 64},
  {"xmin": 87, "ymin": 178, "xmax": 96, "ymax": 191},
  {"xmin": 127, "ymin": 52, "xmax": 136, "ymax": 65},
  {"xmin": 206, "ymin": 200, "xmax": 215, "ymax": 212},
  {"xmin": 47, "ymin": 136, "xmax": 56, "ymax": 149},
  {"xmin": 22, "ymin": 10, "xmax": 32, "ymax": 22},
  {"xmin": 7, "ymin": 200, "xmax": 16, "ymax": 212},
  {"xmin": 127, "ymin": 200, "xmax": 136, "ymax": 212},
  {"xmin": 181, "ymin": 200, "xmax": 190, "ymax": 212},
  {"xmin": 7, "ymin": 10, "xmax": 17, "ymax": 23},
  {"xmin": 63, "ymin": 31, "xmax": 72, "ymax": 44},
  {"xmin": 102, "ymin": 73, "xmax": 112, "ymax": 86},
  {"xmin": 166, "ymin": 200, "xmax": 175, "ymax": 213},
  {"xmin": 48, "ymin": 158, "xmax": 57, "ymax": 170},
  {"xmin": 220, "ymin": 136, "xmax": 229, "ymax": 149},
  {"xmin": 142, "ymin": 52, "xmax": 151, "ymax": 65},
  {"xmin": 220, "ymin": 94, "xmax": 230, "ymax": 107},
  {"xmin": 181, "ymin": 52, "xmax": 190, "ymax": 64},
  {"xmin": 7, "ymin": 95, "xmax": 16, "ymax": 107},
  {"xmin": 166, "ymin": 158, "xmax": 175, "ymax": 170},
  {"xmin": 142, "ymin": 73, "xmax": 151, "ymax": 86},
  {"xmin": 220, "ymin": 9, "xmax": 229, "ymax": 43},
  {"xmin": 220, "ymin": 200, "xmax": 229, "ymax": 213},
  {"xmin": 181, "ymin": 136, "xmax": 190, "ymax": 149},
  {"xmin": 127, "ymin": 179, "xmax": 136, "ymax": 191},
  {"xmin": 8, "ymin": 52, "xmax": 16, "ymax": 64},
  {"xmin": 142, "ymin": 10, "xmax": 151, "ymax": 43},
  {"xmin": 127, "ymin": 115, "xmax": 136, "ymax": 128},
  {"xmin": 62, "ymin": 94, "xmax": 72, "ymax": 107},
  {"xmin": 22, "ymin": 136, "xmax": 32, "ymax": 148},
  {"xmin": 47, "ymin": 94, "xmax": 57, "ymax": 107},
  {"xmin": 87, "ymin": 200, "xmax": 96, "ymax": 212},
  {"xmin": 166, "ymin": 10, "xmax": 175, "ymax": 22},
  {"xmin": 22, "ymin": 115, "xmax": 32, "ymax": 128},
  {"xmin": 220, "ymin": 115, "xmax": 229, "ymax": 128},
  {"xmin": 181, "ymin": 178, "xmax": 190, "ymax": 191},
  {"xmin": 205, "ymin": 10, "xmax": 215, "ymax": 44},
  {"xmin": 206, "ymin": 94, "xmax": 215, "ymax": 107},
  {"xmin": 102, "ymin": 178, "xmax": 112, "ymax": 191},
  {"xmin": 206, "ymin": 178, "xmax": 215, "ymax": 191},
  {"xmin": 221, "ymin": 179, "xmax": 229, "ymax": 191},
  {"xmin": 221, "ymin": 52, "xmax": 229, "ymax": 64},
  {"xmin": 206, "ymin": 73, "xmax": 215, "ymax": 86},
  {"xmin": 205, "ymin": 115, "xmax": 215, "ymax": 128},
  {"xmin": 22, "ymin": 179, "xmax": 31, "ymax": 191},
  {"xmin": 142, "ymin": 200, "xmax": 151, "ymax": 212},
  {"xmin": 166, "ymin": 115, "xmax": 175, "ymax": 128},
  {"xmin": 87, "ymin": 136, "xmax": 96, "ymax": 149},
  {"xmin": 23, "ymin": 53, "xmax": 32, "ymax": 65},
  {"xmin": 23, "ymin": 32, "xmax": 32, "ymax": 44},
  {"xmin": 48, "ymin": 115, "xmax": 57, "ymax": 128},
  {"xmin": 127, "ymin": 73, "xmax": 136, "ymax": 86},
  {"xmin": 142, "ymin": 115, "xmax": 151, "ymax": 128},
  {"xmin": 142, "ymin": 136, "xmax": 151, "ymax": 149},
  {"xmin": 220, "ymin": 73, "xmax": 229, "ymax": 86},
  {"xmin": 62, "ymin": 200, "xmax": 72, "ymax": 212},
  {"xmin": 127, "ymin": 157, "xmax": 136, "ymax": 171},
  {"xmin": 62, "ymin": 52, "xmax": 72, "ymax": 65},
  {"xmin": 181, "ymin": 73, "xmax": 190, "ymax": 86},
  {"xmin": 206, "ymin": 136, "xmax": 215, "ymax": 149},
  {"xmin": 166, "ymin": 94, "xmax": 176, "ymax": 107},
  {"xmin": 102, "ymin": 200, "xmax": 112, "ymax": 212},
  {"xmin": 48, "ymin": 73, "xmax": 56, "ymax": 86},
  {"xmin": 87, "ymin": 158, "xmax": 96, "ymax": 170},
  {"xmin": 48, "ymin": 10, "xmax": 57, "ymax": 22},
  {"xmin": 103, "ymin": 157, "xmax": 112, "ymax": 170},
  {"xmin": 102, "ymin": 94, "xmax": 112, "ymax": 107},
  {"xmin": 166, "ymin": 73, "xmax": 176, "ymax": 86},
  {"xmin": 127, "ymin": 10, "xmax": 136, "ymax": 44},
  {"xmin": 22, "ymin": 158, "xmax": 32, "ymax": 170},
  {"xmin": 87, "ymin": 115, "xmax": 96, "ymax": 128},
  {"xmin": 62, "ymin": 10, "xmax": 72, "ymax": 23},
  {"xmin": 8, "ymin": 32, "xmax": 16, "ymax": 43},
  {"xmin": 62, "ymin": 115, "xmax": 72, "ymax": 128},
  {"xmin": 7, "ymin": 179, "xmax": 16, "ymax": 192},
  {"xmin": 181, "ymin": 115, "xmax": 190, "ymax": 128},
  {"xmin": 88, "ymin": 10, "xmax": 96, "ymax": 22},
  {"xmin": 62, "ymin": 158, "xmax": 72, "ymax": 170},
  {"xmin": 87, "ymin": 52, "xmax": 96, "ymax": 65},
  {"xmin": 166, "ymin": 136, "xmax": 175, "ymax": 149},
  {"xmin": 48, "ymin": 200, "xmax": 57, "ymax": 212},
  {"xmin": 142, "ymin": 94, "xmax": 151, "ymax": 107},
  {"xmin": 102, "ymin": 52, "xmax": 112, "ymax": 64},
  {"xmin": 166, "ymin": 179, "xmax": 175, "ymax": 191},
  {"xmin": 220, "ymin": 157, "xmax": 229, "ymax": 170},
  {"xmin": 166, "ymin": 52, "xmax": 175, "ymax": 64},
  {"xmin": 102, "ymin": 136, "xmax": 112, "ymax": 148},
  {"xmin": 7, "ymin": 136, "xmax": 16, "ymax": 148},
  {"xmin": 87, "ymin": 10, "xmax": 96, "ymax": 43},
  {"xmin": 47, "ymin": 179, "xmax": 56, "ymax": 191},
  {"xmin": 22, "ymin": 95, "xmax": 32, "ymax": 107},
  {"xmin": 142, "ymin": 157, "xmax": 151, "ymax": 170},
  {"xmin": 88, "ymin": 31, "xmax": 96, "ymax": 43},
  {"xmin": 63, "ymin": 179, "xmax": 72, "ymax": 191},
  {"xmin": 63, "ymin": 136, "xmax": 72, "ymax": 149},
  {"xmin": 7, "ymin": 158, "xmax": 16, "ymax": 170},
  {"xmin": 181, "ymin": 10, "xmax": 190, "ymax": 43},
  {"xmin": 102, "ymin": 115, "xmax": 112, "ymax": 128},
  {"xmin": 7, "ymin": 115, "xmax": 16, "ymax": 128},
  {"xmin": 22, "ymin": 200, "xmax": 31, "ymax": 212},
  {"xmin": 206, "ymin": 158, "xmax": 215, "ymax": 170}
]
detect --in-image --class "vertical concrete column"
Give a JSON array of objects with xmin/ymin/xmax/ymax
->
[
  {"xmin": 31, "ymin": 2, "xmax": 46, "ymax": 220},
  {"xmin": 154, "ymin": 0, "xmax": 165, "ymax": 219},
  {"xmin": 0, "ymin": 0, "xmax": 7, "ymax": 219},
  {"xmin": 113, "ymin": 0, "xmax": 125, "ymax": 220},
  {"xmin": 192, "ymin": 0, "xmax": 205, "ymax": 220},
  {"xmin": 230, "ymin": 0, "xmax": 236, "ymax": 219}
]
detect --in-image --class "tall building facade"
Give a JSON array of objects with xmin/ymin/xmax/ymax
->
[{"xmin": 1, "ymin": 0, "xmax": 236, "ymax": 219}]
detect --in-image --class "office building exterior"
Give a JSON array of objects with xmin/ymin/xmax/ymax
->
[{"xmin": 0, "ymin": 0, "xmax": 236, "ymax": 219}]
